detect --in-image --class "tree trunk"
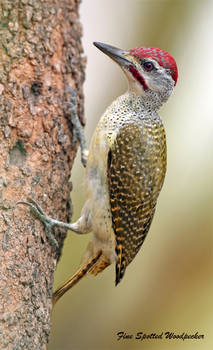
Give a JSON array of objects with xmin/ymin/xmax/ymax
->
[{"xmin": 0, "ymin": 0, "xmax": 85, "ymax": 348}]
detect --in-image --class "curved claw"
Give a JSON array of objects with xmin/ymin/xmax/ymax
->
[
  {"xmin": 17, "ymin": 199, "xmax": 59, "ymax": 248},
  {"xmin": 18, "ymin": 199, "xmax": 44, "ymax": 215},
  {"xmin": 81, "ymin": 149, "xmax": 89, "ymax": 168}
]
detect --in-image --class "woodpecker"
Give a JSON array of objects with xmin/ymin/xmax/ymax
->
[{"xmin": 20, "ymin": 42, "xmax": 178, "ymax": 305}]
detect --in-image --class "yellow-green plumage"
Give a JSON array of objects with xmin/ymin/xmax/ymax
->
[
  {"xmin": 107, "ymin": 114, "xmax": 166, "ymax": 284},
  {"xmin": 83, "ymin": 91, "xmax": 167, "ymax": 284}
]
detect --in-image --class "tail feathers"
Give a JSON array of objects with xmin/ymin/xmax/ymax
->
[
  {"xmin": 115, "ymin": 259, "xmax": 126, "ymax": 285},
  {"xmin": 115, "ymin": 244, "xmax": 126, "ymax": 286},
  {"xmin": 52, "ymin": 250, "xmax": 102, "ymax": 306},
  {"xmin": 90, "ymin": 254, "xmax": 110, "ymax": 275}
]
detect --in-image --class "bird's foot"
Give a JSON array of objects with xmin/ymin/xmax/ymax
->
[
  {"xmin": 18, "ymin": 199, "xmax": 60, "ymax": 247},
  {"xmin": 65, "ymin": 87, "xmax": 88, "ymax": 168},
  {"xmin": 18, "ymin": 198, "xmax": 84, "ymax": 246}
]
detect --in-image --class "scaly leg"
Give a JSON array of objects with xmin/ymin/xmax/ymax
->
[
  {"xmin": 65, "ymin": 87, "xmax": 88, "ymax": 167},
  {"xmin": 17, "ymin": 199, "xmax": 88, "ymax": 248}
]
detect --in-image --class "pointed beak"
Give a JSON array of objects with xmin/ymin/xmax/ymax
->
[{"xmin": 93, "ymin": 42, "xmax": 131, "ymax": 67}]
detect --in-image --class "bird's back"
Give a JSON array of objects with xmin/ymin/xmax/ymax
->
[{"xmin": 107, "ymin": 114, "xmax": 166, "ymax": 283}]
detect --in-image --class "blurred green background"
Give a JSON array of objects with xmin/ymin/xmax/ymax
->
[{"xmin": 48, "ymin": 0, "xmax": 213, "ymax": 349}]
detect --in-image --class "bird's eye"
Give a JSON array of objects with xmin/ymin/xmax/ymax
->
[{"xmin": 143, "ymin": 61, "xmax": 154, "ymax": 71}]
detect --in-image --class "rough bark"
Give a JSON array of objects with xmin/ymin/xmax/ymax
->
[{"xmin": 0, "ymin": 0, "xmax": 85, "ymax": 348}]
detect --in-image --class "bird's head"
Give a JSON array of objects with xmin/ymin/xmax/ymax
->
[{"xmin": 94, "ymin": 42, "xmax": 178, "ymax": 107}]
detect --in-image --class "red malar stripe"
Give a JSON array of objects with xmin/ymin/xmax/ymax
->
[{"xmin": 128, "ymin": 65, "xmax": 149, "ymax": 91}]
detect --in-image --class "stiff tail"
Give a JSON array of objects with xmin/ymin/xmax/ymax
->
[{"xmin": 52, "ymin": 250, "xmax": 102, "ymax": 306}]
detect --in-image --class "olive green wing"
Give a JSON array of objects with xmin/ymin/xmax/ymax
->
[{"xmin": 107, "ymin": 123, "xmax": 166, "ymax": 285}]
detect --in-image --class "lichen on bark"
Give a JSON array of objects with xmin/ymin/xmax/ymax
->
[{"xmin": 0, "ymin": 0, "xmax": 86, "ymax": 348}]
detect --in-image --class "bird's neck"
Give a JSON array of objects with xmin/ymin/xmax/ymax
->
[
  {"xmin": 123, "ymin": 90, "xmax": 163, "ymax": 118},
  {"xmin": 126, "ymin": 77, "xmax": 173, "ymax": 115}
]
